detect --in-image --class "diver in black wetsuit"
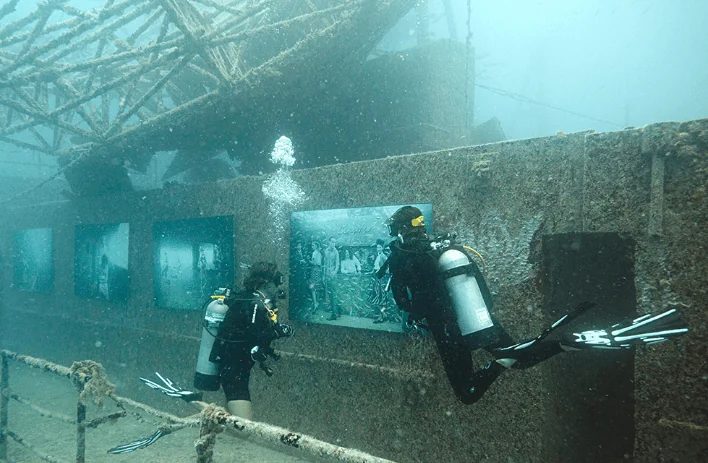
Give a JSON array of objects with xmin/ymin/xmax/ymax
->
[
  {"xmin": 383, "ymin": 206, "xmax": 690, "ymax": 405},
  {"xmin": 141, "ymin": 264, "xmax": 293, "ymax": 418},
  {"xmin": 109, "ymin": 263, "xmax": 294, "ymax": 454},
  {"xmin": 208, "ymin": 262, "xmax": 294, "ymax": 419}
]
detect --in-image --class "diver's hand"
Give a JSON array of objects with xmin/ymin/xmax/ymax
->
[
  {"xmin": 405, "ymin": 315, "xmax": 429, "ymax": 333},
  {"xmin": 262, "ymin": 345, "xmax": 280, "ymax": 361},
  {"xmin": 251, "ymin": 346, "xmax": 275, "ymax": 376},
  {"xmin": 434, "ymin": 233, "xmax": 457, "ymax": 242},
  {"xmin": 251, "ymin": 346, "xmax": 268, "ymax": 363},
  {"xmin": 273, "ymin": 323, "xmax": 294, "ymax": 338}
]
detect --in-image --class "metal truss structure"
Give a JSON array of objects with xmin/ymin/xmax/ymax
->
[{"xmin": 0, "ymin": 0, "xmax": 414, "ymax": 197}]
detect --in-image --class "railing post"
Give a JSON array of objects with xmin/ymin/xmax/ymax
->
[
  {"xmin": 195, "ymin": 413, "xmax": 222, "ymax": 463},
  {"xmin": 75, "ymin": 383, "xmax": 86, "ymax": 463},
  {"xmin": 1, "ymin": 351, "xmax": 9, "ymax": 462}
]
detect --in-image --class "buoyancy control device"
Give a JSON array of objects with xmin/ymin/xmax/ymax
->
[
  {"xmin": 193, "ymin": 288, "xmax": 231, "ymax": 391},
  {"xmin": 436, "ymin": 243, "xmax": 495, "ymax": 337}
]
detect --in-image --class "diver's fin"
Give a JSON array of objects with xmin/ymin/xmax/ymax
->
[
  {"xmin": 561, "ymin": 308, "xmax": 689, "ymax": 350},
  {"xmin": 107, "ymin": 429, "xmax": 163, "ymax": 454},
  {"xmin": 495, "ymin": 301, "xmax": 596, "ymax": 354},
  {"xmin": 140, "ymin": 372, "xmax": 203, "ymax": 402},
  {"xmin": 536, "ymin": 301, "xmax": 597, "ymax": 342}
]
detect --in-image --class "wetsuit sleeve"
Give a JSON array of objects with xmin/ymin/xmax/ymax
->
[
  {"xmin": 386, "ymin": 248, "xmax": 412, "ymax": 314},
  {"xmin": 390, "ymin": 276, "xmax": 413, "ymax": 313}
]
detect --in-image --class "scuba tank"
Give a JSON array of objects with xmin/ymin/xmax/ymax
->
[
  {"xmin": 437, "ymin": 247, "xmax": 495, "ymax": 337},
  {"xmin": 193, "ymin": 288, "xmax": 230, "ymax": 391}
]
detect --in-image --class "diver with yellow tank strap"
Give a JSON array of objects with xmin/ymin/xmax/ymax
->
[
  {"xmin": 381, "ymin": 206, "xmax": 689, "ymax": 405},
  {"xmin": 208, "ymin": 262, "xmax": 293, "ymax": 417},
  {"xmin": 112, "ymin": 263, "xmax": 294, "ymax": 454},
  {"xmin": 151, "ymin": 264, "xmax": 292, "ymax": 419}
]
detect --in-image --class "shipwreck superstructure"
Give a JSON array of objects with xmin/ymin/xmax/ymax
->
[{"xmin": 0, "ymin": 0, "xmax": 424, "ymax": 197}]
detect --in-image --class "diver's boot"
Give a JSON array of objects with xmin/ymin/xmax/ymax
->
[{"xmin": 560, "ymin": 308, "xmax": 689, "ymax": 350}]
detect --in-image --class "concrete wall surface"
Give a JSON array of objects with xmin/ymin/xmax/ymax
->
[{"xmin": 1, "ymin": 118, "xmax": 706, "ymax": 462}]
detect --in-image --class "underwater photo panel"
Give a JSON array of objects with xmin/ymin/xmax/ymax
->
[
  {"xmin": 289, "ymin": 203, "xmax": 433, "ymax": 332},
  {"xmin": 74, "ymin": 223, "xmax": 130, "ymax": 301},
  {"xmin": 12, "ymin": 228, "xmax": 53, "ymax": 292},
  {"xmin": 153, "ymin": 216, "xmax": 234, "ymax": 310}
]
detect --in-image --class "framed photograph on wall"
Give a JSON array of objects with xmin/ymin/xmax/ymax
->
[
  {"xmin": 153, "ymin": 216, "xmax": 234, "ymax": 310},
  {"xmin": 289, "ymin": 203, "xmax": 433, "ymax": 332},
  {"xmin": 74, "ymin": 222, "xmax": 130, "ymax": 301},
  {"xmin": 12, "ymin": 228, "xmax": 53, "ymax": 292}
]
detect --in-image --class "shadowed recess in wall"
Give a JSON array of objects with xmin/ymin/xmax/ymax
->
[{"xmin": 541, "ymin": 232, "xmax": 635, "ymax": 462}]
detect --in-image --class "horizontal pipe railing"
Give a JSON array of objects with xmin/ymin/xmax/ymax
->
[
  {"xmin": 2, "ymin": 307, "xmax": 436, "ymax": 382},
  {"xmin": 0, "ymin": 349, "xmax": 397, "ymax": 463}
]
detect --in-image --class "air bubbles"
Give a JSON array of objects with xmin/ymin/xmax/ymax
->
[
  {"xmin": 263, "ymin": 136, "xmax": 307, "ymax": 246},
  {"xmin": 270, "ymin": 136, "xmax": 296, "ymax": 167}
]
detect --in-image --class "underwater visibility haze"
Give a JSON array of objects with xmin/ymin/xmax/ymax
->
[{"xmin": 0, "ymin": 1, "xmax": 706, "ymax": 462}]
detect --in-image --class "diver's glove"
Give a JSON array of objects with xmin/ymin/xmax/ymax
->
[
  {"xmin": 433, "ymin": 232, "xmax": 457, "ymax": 244},
  {"xmin": 273, "ymin": 323, "xmax": 294, "ymax": 338},
  {"xmin": 250, "ymin": 346, "xmax": 274, "ymax": 376},
  {"xmin": 405, "ymin": 314, "xmax": 429, "ymax": 333},
  {"xmin": 250, "ymin": 345, "xmax": 268, "ymax": 363},
  {"xmin": 250, "ymin": 345, "xmax": 280, "ymax": 362},
  {"xmin": 261, "ymin": 345, "xmax": 280, "ymax": 361},
  {"xmin": 139, "ymin": 372, "xmax": 203, "ymax": 402},
  {"xmin": 107, "ymin": 429, "xmax": 163, "ymax": 454}
]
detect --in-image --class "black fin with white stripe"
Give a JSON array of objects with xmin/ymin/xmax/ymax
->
[
  {"xmin": 496, "ymin": 301, "xmax": 596, "ymax": 354},
  {"xmin": 107, "ymin": 429, "xmax": 163, "ymax": 454},
  {"xmin": 561, "ymin": 308, "xmax": 689, "ymax": 350},
  {"xmin": 140, "ymin": 372, "xmax": 203, "ymax": 402}
]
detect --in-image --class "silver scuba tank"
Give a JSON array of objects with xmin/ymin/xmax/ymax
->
[
  {"xmin": 437, "ymin": 248, "xmax": 494, "ymax": 336},
  {"xmin": 193, "ymin": 298, "xmax": 229, "ymax": 390}
]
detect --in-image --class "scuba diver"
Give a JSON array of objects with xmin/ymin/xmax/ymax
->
[
  {"xmin": 381, "ymin": 206, "xmax": 689, "ymax": 405},
  {"xmin": 109, "ymin": 262, "xmax": 293, "ymax": 454},
  {"xmin": 200, "ymin": 261, "xmax": 294, "ymax": 418}
]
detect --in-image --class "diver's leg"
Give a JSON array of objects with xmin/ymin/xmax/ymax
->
[
  {"xmin": 492, "ymin": 305, "xmax": 689, "ymax": 369},
  {"xmin": 432, "ymin": 328, "xmax": 505, "ymax": 405},
  {"xmin": 221, "ymin": 361, "xmax": 254, "ymax": 419},
  {"xmin": 493, "ymin": 340, "xmax": 565, "ymax": 369},
  {"xmin": 226, "ymin": 400, "xmax": 253, "ymax": 420},
  {"xmin": 490, "ymin": 302, "xmax": 596, "ymax": 369}
]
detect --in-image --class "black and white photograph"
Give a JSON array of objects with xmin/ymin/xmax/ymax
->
[
  {"xmin": 74, "ymin": 223, "xmax": 130, "ymax": 301},
  {"xmin": 153, "ymin": 216, "xmax": 234, "ymax": 310},
  {"xmin": 12, "ymin": 228, "xmax": 53, "ymax": 292},
  {"xmin": 289, "ymin": 204, "xmax": 433, "ymax": 332}
]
